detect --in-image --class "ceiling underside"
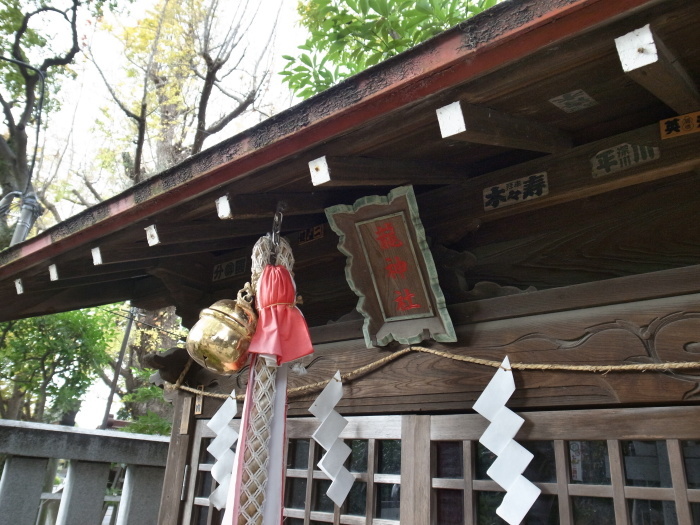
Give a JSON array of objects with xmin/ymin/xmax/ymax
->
[{"xmin": 1, "ymin": 0, "xmax": 698, "ymax": 327}]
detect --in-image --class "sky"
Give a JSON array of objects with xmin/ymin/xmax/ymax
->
[
  {"xmin": 37, "ymin": 0, "xmax": 305, "ymax": 225},
  {"xmin": 75, "ymin": 380, "xmax": 121, "ymax": 428}
]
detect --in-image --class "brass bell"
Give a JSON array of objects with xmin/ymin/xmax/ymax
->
[{"xmin": 186, "ymin": 287, "xmax": 257, "ymax": 375}]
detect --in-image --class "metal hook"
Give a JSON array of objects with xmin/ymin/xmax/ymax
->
[
  {"xmin": 271, "ymin": 211, "xmax": 283, "ymax": 249},
  {"xmin": 269, "ymin": 201, "xmax": 287, "ymax": 262}
]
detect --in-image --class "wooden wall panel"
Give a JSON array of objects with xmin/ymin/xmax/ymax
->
[
  {"xmin": 198, "ymin": 272, "xmax": 700, "ymax": 418},
  {"xmin": 462, "ymin": 171, "xmax": 700, "ymax": 290},
  {"xmin": 281, "ymin": 291, "xmax": 700, "ymax": 415}
]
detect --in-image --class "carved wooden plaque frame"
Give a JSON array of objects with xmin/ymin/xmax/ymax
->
[{"xmin": 326, "ymin": 185, "xmax": 456, "ymax": 347}]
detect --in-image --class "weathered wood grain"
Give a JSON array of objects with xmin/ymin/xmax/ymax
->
[
  {"xmin": 616, "ymin": 24, "xmax": 700, "ymax": 115},
  {"xmin": 419, "ymin": 124, "xmax": 700, "ymax": 244},
  {"xmin": 460, "ymin": 172, "xmax": 700, "ymax": 290},
  {"xmin": 197, "ymin": 280, "xmax": 700, "ymax": 417},
  {"xmin": 310, "ymin": 156, "xmax": 467, "ymax": 187},
  {"xmin": 399, "ymin": 416, "xmax": 431, "ymax": 525},
  {"xmin": 157, "ymin": 391, "xmax": 195, "ymax": 525},
  {"xmin": 437, "ymin": 101, "xmax": 572, "ymax": 153}
]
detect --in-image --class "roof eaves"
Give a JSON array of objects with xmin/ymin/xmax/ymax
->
[{"xmin": 0, "ymin": 0, "xmax": 659, "ymax": 281}]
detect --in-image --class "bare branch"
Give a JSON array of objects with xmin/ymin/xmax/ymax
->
[
  {"xmin": 38, "ymin": 3, "xmax": 81, "ymax": 72},
  {"xmin": 95, "ymin": 366, "xmax": 125, "ymax": 398},
  {"xmin": 36, "ymin": 193, "xmax": 62, "ymax": 223},
  {"xmin": 11, "ymin": 2, "xmax": 81, "ymax": 129},
  {"xmin": 81, "ymin": 176, "xmax": 104, "ymax": 203},
  {"xmin": 204, "ymin": 89, "xmax": 256, "ymax": 136},
  {"xmin": 212, "ymin": 84, "xmax": 245, "ymax": 104},
  {"xmin": 71, "ymin": 189, "xmax": 92, "ymax": 208},
  {"xmin": 91, "ymin": 56, "xmax": 142, "ymax": 122}
]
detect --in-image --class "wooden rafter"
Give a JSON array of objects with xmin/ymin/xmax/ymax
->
[
  {"xmin": 141, "ymin": 214, "xmax": 324, "ymax": 247},
  {"xmin": 211, "ymin": 189, "xmax": 372, "ymax": 220},
  {"xmin": 0, "ymin": 0, "xmax": 670, "ymax": 284},
  {"xmin": 615, "ymin": 24, "xmax": 700, "ymax": 115},
  {"xmin": 16, "ymin": 269, "xmax": 153, "ymax": 294},
  {"xmin": 436, "ymin": 101, "xmax": 572, "ymax": 153},
  {"xmin": 42, "ymin": 259, "xmax": 156, "ymax": 281},
  {"xmin": 95, "ymin": 239, "xmax": 244, "ymax": 265},
  {"xmin": 308, "ymin": 156, "xmax": 467, "ymax": 187},
  {"xmin": 418, "ymin": 122, "xmax": 700, "ymax": 243}
]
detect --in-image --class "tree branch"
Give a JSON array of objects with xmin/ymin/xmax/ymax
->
[
  {"xmin": 91, "ymin": 56, "xmax": 143, "ymax": 121},
  {"xmin": 95, "ymin": 365, "xmax": 125, "ymax": 398},
  {"xmin": 36, "ymin": 193, "xmax": 62, "ymax": 224},
  {"xmin": 0, "ymin": 92, "xmax": 17, "ymax": 136},
  {"xmin": 71, "ymin": 189, "xmax": 92, "ymax": 208},
  {"xmin": 204, "ymin": 89, "xmax": 256, "ymax": 136},
  {"xmin": 81, "ymin": 175, "xmax": 104, "ymax": 203},
  {"xmin": 0, "ymin": 136, "xmax": 16, "ymax": 165},
  {"xmin": 38, "ymin": 3, "xmax": 81, "ymax": 72}
]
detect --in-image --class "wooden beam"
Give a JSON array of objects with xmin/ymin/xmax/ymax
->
[
  {"xmin": 417, "ymin": 122, "xmax": 700, "ymax": 243},
  {"xmin": 19, "ymin": 269, "xmax": 153, "ymax": 294},
  {"xmin": 52, "ymin": 259, "xmax": 158, "ymax": 280},
  {"xmin": 0, "ymin": 0, "xmax": 675, "ymax": 284},
  {"xmin": 157, "ymin": 392, "xmax": 195, "ymax": 525},
  {"xmin": 0, "ymin": 279, "xmax": 142, "ymax": 321},
  {"xmin": 436, "ymin": 100, "xmax": 572, "ymax": 153},
  {"xmin": 399, "ymin": 416, "xmax": 431, "ymax": 525},
  {"xmin": 308, "ymin": 156, "xmax": 467, "ymax": 187},
  {"xmin": 97, "ymin": 239, "xmax": 247, "ymax": 265},
  {"xmin": 209, "ymin": 190, "xmax": 371, "ymax": 220},
  {"xmin": 144, "ymin": 214, "xmax": 323, "ymax": 246},
  {"xmin": 286, "ymin": 289, "xmax": 700, "ymax": 414},
  {"xmin": 10, "ymin": 258, "xmax": 158, "ymax": 288},
  {"xmin": 615, "ymin": 24, "xmax": 700, "ymax": 115},
  {"xmin": 448, "ymin": 263, "xmax": 700, "ymax": 325}
]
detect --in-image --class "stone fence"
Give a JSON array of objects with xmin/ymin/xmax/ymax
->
[{"xmin": 0, "ymin": 419, "xmax": 169, "ymax": 525}]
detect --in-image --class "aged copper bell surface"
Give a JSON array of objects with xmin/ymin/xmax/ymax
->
[{"xmin": 186, "ymin": 287, "xmax": 257, "ymax": 375}]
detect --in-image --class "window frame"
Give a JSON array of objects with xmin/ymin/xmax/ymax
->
[{"xmin": 183, "ymin": 406, "xmax": 700, "ymax": 525}]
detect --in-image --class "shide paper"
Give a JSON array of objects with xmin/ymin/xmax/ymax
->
[
  {"xmin": 473, "ymin": 357, "xmax": 541, "ymax": 525},
  {"xmin": 309, "ymin": 371, "xmax": 355, "ymax": 507},
  {"xmin": 206, "ymin": 393, "xmax": 239, "ymax": 510}
]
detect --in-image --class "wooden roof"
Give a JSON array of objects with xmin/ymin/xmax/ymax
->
[{"xmin": 2, "ymin": 0, "xmax": 698, "ymax": 326}]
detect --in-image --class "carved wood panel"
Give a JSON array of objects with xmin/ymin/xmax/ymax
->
[{"xmin": 198, "ymin": 278, "xmax": 700, "ymax": 418}]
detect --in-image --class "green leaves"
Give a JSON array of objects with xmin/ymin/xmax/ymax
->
[
  {"xmin": 121, "ymin": 410, "xmax": 172, "ymax": 435},
  {"xmin": 0, "ymin": 307, "xmax": 120, "ymax": 422},
  {"xmin": 280, "ymin": 0, "xmax": 504, "ymax": 99}
]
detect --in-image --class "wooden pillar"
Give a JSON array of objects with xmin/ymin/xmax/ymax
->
[
  {"xmin": 399, "ymin": 415, "xmax": 431, "ymax": 525},
  {"xmin": 0, "ymin": 456, "xmax": 48, "ymax": 525},
  {"xmin": 55, "ymin": 460, "xmax": 111, "ymax": 525},
  {"xmin": 116, "ymin": 465, "xmax": 166, "ymax": 525},
  {"xmin": 158, "ymin": 390, "xmax": 196, "ymax": 525}
]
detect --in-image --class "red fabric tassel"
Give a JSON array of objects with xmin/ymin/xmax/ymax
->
[{"xmin": 248, "ymin": 265, "xmax": 313, "ymax": 364}]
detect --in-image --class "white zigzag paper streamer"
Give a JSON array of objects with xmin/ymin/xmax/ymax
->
[
  {"xmin": 206, "ymin": 392, "xmax": 239, "ymax": 510},
  {"xmin": 309, "ymin": 371, "xmax": 355, "ymax": 507},
  {"xmin": 473, "ymin": 357, "xmax": 541, "ymax": 525}
]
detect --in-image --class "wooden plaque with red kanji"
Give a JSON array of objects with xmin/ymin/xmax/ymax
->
[{"xmin": 326, "ymin": 185, "xmax": 456, "ymax": 347}]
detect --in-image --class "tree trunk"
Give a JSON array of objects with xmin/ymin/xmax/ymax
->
[{"xmin": 6, "ymin": 384, "xmax": 24, "ymax": 420}]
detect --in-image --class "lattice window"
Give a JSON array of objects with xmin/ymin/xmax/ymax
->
[
  {"xmin": 283, "ymin": 416, "xmax": 403, "ymax": 525},
  {"xmin": 428, "ymin": 408, "xmax": 700, "ymax": 525},
  {"xmin": 180, "ymin": 407, "xmax": 700, "ymax": 525},
  {"xmin": 182, "ymin": 421, "xmax": 231, "ymax": 525}
]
